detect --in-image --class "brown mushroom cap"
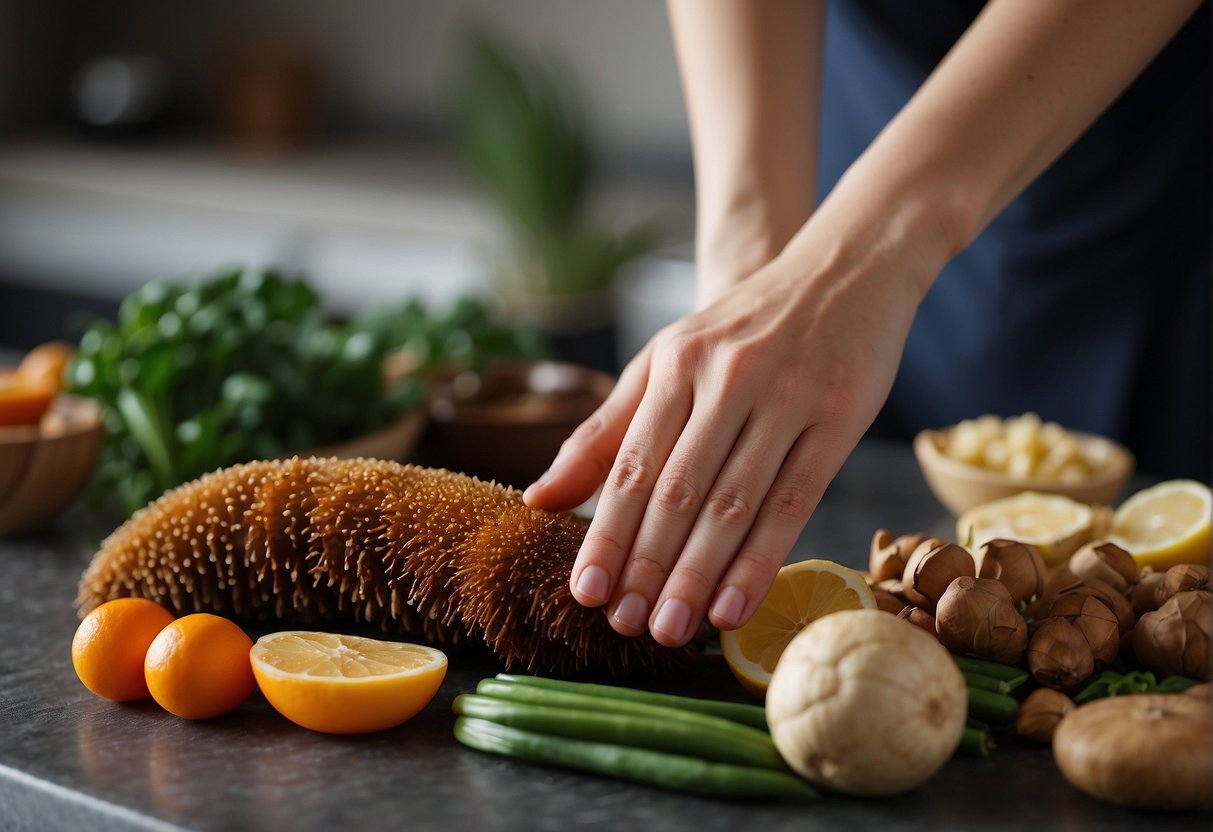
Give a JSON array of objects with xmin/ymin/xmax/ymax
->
[{"xmin": 1053, "ymin": 694, "xmax": 1213, "ymax": 811}]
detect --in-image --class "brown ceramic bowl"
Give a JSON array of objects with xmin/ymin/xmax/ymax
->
[
  {"xmin": 914, "ymin": 426, "xmax": 1135, "ymax": 516},
  {"xmin": 414, "ymin": 359, "xmax": 615, "ymax": 489},
  {"xmin": 0, "ymin": 394, "xmax": 105, "ymax": 536}
]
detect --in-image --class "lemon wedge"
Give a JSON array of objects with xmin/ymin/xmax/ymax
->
[
  {"xmin": 957, "ymin": 491, "xmax": 1101, "ymax": 566},
  {"xmin": 1107, "ymin": 479, "xmax": 1212, "ymax": 572},
  {"xmin": 721, "ymin": 559, "xmax": 876, "ymax": 698},
  {"xmin": 250, "ymin": 631, "xmax": 447, "ymax": 734}
]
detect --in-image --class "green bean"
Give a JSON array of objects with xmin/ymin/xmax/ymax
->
[
  {"xmin": 454, "ymin": 717, "xmax": 820, "ymax": 801},
  {"xmin": 967, "ymin": 686, "xmax": 1019, "ymax": 724},
  {"xmin": 962, "ymin": 669, "xmax": 1029, "ymax": 695},
  {"xmin": 453, "ymin": 694, "xmax": 786, "ymax": 770},
  {"xmin": 474, "ymin": 679, "xmax": 772, "ymax": 749},
  {"xmin": 958, "ymin": 725, "xmax": 995, "ymax": 758},
  {"xmin": 963, "ymin": 671, "xmax": 1012, "ymax": 694},
  {"xmin": 495, "ymin": 673, "xmax": 768, "ymax": 730},
  {"xmin": 951, "ymin": 654, "xmax": 1029, "ymax": 683}
]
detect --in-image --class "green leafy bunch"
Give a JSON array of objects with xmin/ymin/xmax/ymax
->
[
  {"xmin": 67, "ymin": 267, "xmax": 547, "ymax": 515},
  {"xmin": 449, "ymin": 25, "xmax": 663, "ymax": 297}
]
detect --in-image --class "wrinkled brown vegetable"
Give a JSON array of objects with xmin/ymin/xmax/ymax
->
[{"xmin": 1053, "ymin": 694, "xmax": 1213, "ymax": 811}]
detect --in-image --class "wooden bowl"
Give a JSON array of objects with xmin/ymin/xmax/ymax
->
[
  {"xmin": 913, "ymin": 426, "xmax": 1135, "ymax": 516},
  {"xmin": 414, "ymin": 359, "xmax": 615, "ymax": 489},
  {"xmin": 312, "ymin": 408, "xmax": 428, "ymax": 462},
  {"xmin": 0, "ymin": 395, "xmax": 105, "ymax": 535}
]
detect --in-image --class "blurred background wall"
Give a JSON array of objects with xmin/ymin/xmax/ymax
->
[{"xmin": 0, "ymin": 0, "xmax": 698, "ymax": 368}]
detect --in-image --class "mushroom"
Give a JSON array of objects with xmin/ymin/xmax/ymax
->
[
  {"xmin": 902, "ymin": 539, "xmax": 975, "ymax": 611},
  {"xmin": 897, "ymin": 604, "xmax": 937, "ymax": 637},
  {"xmin": 1053, "ymin": 694, "xmax": 1213, "ymax": 811},
  {"xmin": 1067, "ymin": 541, "xmax": 1136, "ymax": 593},
  {"xmin": 1027, "ymin": 617, "xmax": 1094, "ymax": 691},
  {"xmin": 935, "ymin": 576, "xmax": 1027, "ymax": 665},
  {"xmin": 766, "ymin": 610, "xmax": 967, "ymax": 797},
  {"xmin": 978, "ymin": 539, "xmax": 1047, "ymax": 604},
  {"xmin": 1054, "ymin": 578, "xmax": 1137, "ymax": 635},
  {"xmin": 1045, "ymin": 593, "xmax": 1119, "ymax": 668},
  {"xmin": 872, "ymin": 589, "xmax": 908, "ymax": 615},
  {"xmin": 1154, "ymin": 563, "xmax": 1211, "ymax": 608},
  {"xmin": 1016, "ymin": 687, "xmax": 1074, "ymax": 744},
  {"xmin": 1131, "ymin": 590, "xmax": 1213, "ymax": 682},
  {"xmin": 869, "ymin": 529, "xmax": 924, "ymax": 583},
  {"xmin": 1129, "ymin": 567, "xmax": 1166, "ymax": 614}
]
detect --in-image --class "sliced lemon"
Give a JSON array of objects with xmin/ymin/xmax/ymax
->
[
  {"xmin": 250, "ymin": 631, "xmax": 447, "ymax": 734},
  {"xmin": 1107, "ymin": 479, "xmax": 1212, "ymax": 573},
  {"xmin": 956, "ymin": 491, "xmax": 1099, "ymax": 567},
  {"xmin": 721, "ymin": 559, "xmax": 876, "ymax": 698}
]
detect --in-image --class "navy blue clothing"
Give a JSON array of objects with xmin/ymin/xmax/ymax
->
[{"xmin": 820, "ymin": 2, "xmax": 1211, "ymax": 480}]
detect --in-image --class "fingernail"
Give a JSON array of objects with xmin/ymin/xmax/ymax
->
[
  {"xmin": 574, "ymin": 564, "xmax": 610, "ymax": 604},
  {"xmin": 652, "ymin": 598, "xmax": 691, "ymax": 643},
  {"xmin": 523, "ymin": 468, "xmax": 555, "ymax": 499},
  {"xmin": 612, "ymin": 592, "xmax": 649, "ymax": 632},
  {"xmin": 711, "ymin": 586, "xmax": 747, "ymax": 629}
]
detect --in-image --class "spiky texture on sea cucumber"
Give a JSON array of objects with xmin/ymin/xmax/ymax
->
[{"xmin": 76, "ymin": 457, "xmax": 694, "ymax": 677}]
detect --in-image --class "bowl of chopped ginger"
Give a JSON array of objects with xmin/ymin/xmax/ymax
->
[{"xmin": 914, "ymin": 412, "xmax": 1135, "ymax": 516}]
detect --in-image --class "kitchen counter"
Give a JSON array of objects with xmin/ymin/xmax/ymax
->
[{"xmin": 0, "ymin": 439, "xmax": 1204, "ymax": 831}]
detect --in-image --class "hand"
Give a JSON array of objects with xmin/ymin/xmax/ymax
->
[{"xmin": 523, "ymin": 224, "xmax": 929, "ymax": 647}]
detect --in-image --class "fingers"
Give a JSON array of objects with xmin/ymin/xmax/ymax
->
[
  {"xmin": 705, "ymin": 427, "xmax": 848, "ymax": 632},
  {"xmin": 639, "ymin": 416, "xmax": 818, "ymax": 647},
  {"xmin": 522, "ymin": 353, "xmax": 650, "ymax": 512},
  {"xmin": 567, "ymin": 367, "xmax": 694, "ymax": 609},
  {"xmin": 602, "ymin": 400, "xmax": 753, "ymax": 636}
]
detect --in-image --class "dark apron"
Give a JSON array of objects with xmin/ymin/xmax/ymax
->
[{"xmin": 820, "ymin": 1, "xmax": 1211, "ymax": 480}]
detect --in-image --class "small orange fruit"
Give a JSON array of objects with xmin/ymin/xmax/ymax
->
[
  {"xmin": 0, "ymin": 370, "xmax": 56, "ymax": 426},
  {"xmin": 17, "ymin": 340, "xmax": 74, "ymax": 388},
  {"xmin": 250, "ymin": 631, "xmax": 447, "ymax": 734},
  {"xmin": 144, "ymin": 614, "xmax": 256, "ymax": 720},
  {"xmin": 72, "ymin": 598, "xmax": 176, "ymax": 701}
]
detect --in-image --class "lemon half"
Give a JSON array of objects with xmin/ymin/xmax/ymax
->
[
  {"xmin": 1108, "ymin": 479, "xmax": 1211, "ymax": 572},
  {"xmin": 957, "ymin": 491, "xmax": 1100, "ymax": 566},
  {"xmin": 721, "ymin": 559, "xmax": 876, "ymax": 698}
]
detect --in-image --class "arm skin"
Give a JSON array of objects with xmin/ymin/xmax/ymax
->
[
  {"xmin": 667, "ymin": 1, "xmax": 824, "ymax": 309},
  {"xmin": 524, "ymin": 0, "xmax": 1205, "ymax": 647}
]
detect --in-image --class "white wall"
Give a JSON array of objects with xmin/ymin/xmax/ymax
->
[{"xmin": 71, "ymin": 0, "xmax": 692, "ymax": 165}]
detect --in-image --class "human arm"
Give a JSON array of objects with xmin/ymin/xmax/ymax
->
[
  {"xmin": 666, "ymin": 0, "xmax": 824, "ymax": 308},
  {"xmin": 524, "ymin": 0, "xmax": 1205, "ymax": 647}
]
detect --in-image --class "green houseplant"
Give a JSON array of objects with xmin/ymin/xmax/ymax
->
[{"xmin": 448, "ymin": 27, "xmax": 665, "ymax": 347}]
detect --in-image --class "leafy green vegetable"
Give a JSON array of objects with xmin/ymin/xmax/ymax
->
[
  {"xmin": 1073, "ymin": 670, "xmax": 1200, "ymax": 704},
  {"xmin": 67, "ymin": 267, "xmax": 547, "ymax": 515}
]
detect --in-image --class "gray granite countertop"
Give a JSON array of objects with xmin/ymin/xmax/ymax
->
[{"xmin": 0, "ymin": 439, "xmax": 1205, "ymax": 831}]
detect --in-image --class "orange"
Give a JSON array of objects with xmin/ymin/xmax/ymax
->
[
  {"xmin": 721, "ymin": 559, "xmax": 877, "ymax": 697},
  {"xmin": 250, "ymin": 631, "xmax": 447, "ymax": 734},
  {"xmin": 0, "ymin": 371, "xmax": 56, "ymax": 426},
  {"xmin": 72, "ymin": 598, "xmax": 176, "ymax": 701},
  {"xmin": 144, "ymin": 614, "xmax": 256, "ymax": 720},
  {"xmin": 17, "ymin": 340, "xmax": 74, "ymax": 389}
]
